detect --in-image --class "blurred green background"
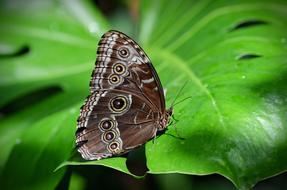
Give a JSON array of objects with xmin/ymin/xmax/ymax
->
[{"xmin": 0, "ymin": 0, "xmax": 287, "ymax": 189}]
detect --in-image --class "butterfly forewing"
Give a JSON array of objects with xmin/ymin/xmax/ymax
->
[
  {"xmin": 90, "ymin": 31, "xmax": 165, "ymax": 111},
  {"xmin": 76, "ymin": 30, "xmax": 171, "ymax": 160}
]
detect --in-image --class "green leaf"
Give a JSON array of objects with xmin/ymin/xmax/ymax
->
[
  {"xmin": 56, "ymin": 157, "xmax": 141, "ymax": 179},
  {"xmin": 0, "ymin": 0, "xmax": 108, "ymax": 189},
  {"xmin": 1, "ymin": 0, "xmax": 287, "ymax": 190},
  {"xmin": 140, "ymin": 0, "xmax": 287, "ymax": 189},
  {"xmin": 1, "ymin": 104, "xmax": 78, "ymax": 189}
]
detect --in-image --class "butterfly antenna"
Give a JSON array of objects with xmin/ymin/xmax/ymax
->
[
  {"xmin": 170, "ymin": 80, "xmax": 189, "ymax": 108},
  {"xmin": 172, "ymin": 96, "xmax": 192, "ymax": 107}
]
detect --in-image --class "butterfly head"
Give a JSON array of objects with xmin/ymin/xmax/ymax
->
[
  {"xmin": 166, "ymin": 107, "xmax": 173, "ymax": 118},
  {"xmin": 159, "ymin": 107, "xmax": 173, "ymax": 130}
]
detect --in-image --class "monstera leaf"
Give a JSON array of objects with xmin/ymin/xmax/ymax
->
[
  {"xmin": 0, "ymin": 0, "xmax": 106, "ymax": 189},
  {"xmin": 141, "ymin": 1, "xmax": 287, "ymax": 189},
  {"xmin": 0, "ymin": 0, "xmax": 286, "ymax": 189}
]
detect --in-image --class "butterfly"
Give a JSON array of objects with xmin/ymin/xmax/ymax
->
[{"xmin": 76, "ymin": 30, "xmax": 173, "ymax": 160}]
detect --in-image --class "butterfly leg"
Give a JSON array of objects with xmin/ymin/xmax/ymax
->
[
  {"xmin": 166, "ymin": 119, "xmax": 185, "ymax": 140},
  {"xmin": 172, "ymin": 114, "xmax": 179, "ymax": 123}
]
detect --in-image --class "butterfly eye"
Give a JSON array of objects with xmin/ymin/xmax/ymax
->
[
  {"xmin": 118, "ymin": 47, "xmax": 130, "ymax": 58},
  {"xmin": 103, "ymin": 131, "xmax": 116, "ymax": 142},
  {"xmin": 113, "ymin": 63, "xmax": 126, "ymax": 74},
  {"xmin": 99, "ymin": 119, "xmax": 115, "ymax": 131},
  {"xmin": 109, "ymin": 141, "xmax": 120, "ymax": 152},
  {"xmin": 110, "ymin": 96, "xmax": 128, "ymax": 112},
  {"xmin": 109, "ymin": 74, "xmax": 120, "ymax": 84}
]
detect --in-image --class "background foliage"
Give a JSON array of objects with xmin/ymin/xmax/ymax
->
[{"xmin": 0, "ymin": 0, "xmax": 287, "ymax": 190}]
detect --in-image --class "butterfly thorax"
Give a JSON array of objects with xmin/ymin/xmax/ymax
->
[{"xmin": 158, "ymin": 107, "xmax": 173, "ymax": 130}]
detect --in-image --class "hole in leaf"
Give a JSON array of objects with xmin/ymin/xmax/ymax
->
[
  {"xmin": 93, "ymin": 0, "xmax": 118, "ymax": 16},
  {"xmin": 237, "ymin": 54, "xmax": 262, "ymax": 60},
  {"xmin": 126, "ymin": 146, "xmax": 148, "ymax": 176},
  {"xmin": 0, "ymin": 45, "xmax": 30, "ymax": 58},
  {"xmin": 55, "ymin": 167, "xmax": 72, "ymax": 190},
  {"xmin": 0, "ymin": 85, "xmax": 63, "ymax": 116},
  {"xmin": 229, "ymin": 20, "xmax": 268, "ymax": 31}
]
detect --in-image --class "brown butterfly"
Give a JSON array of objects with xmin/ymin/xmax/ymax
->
[{"xmin": 76, "ymin": 30, "xmax": 173, "ymax": 160}]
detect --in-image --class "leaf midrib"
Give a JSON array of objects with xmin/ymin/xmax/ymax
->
[{"xmin": 153, "ymin": 47, "xmax": 226, "ymax": 127}]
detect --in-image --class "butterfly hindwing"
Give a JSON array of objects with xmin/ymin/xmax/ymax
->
[{"xmin": 76, "ymin": 90, "xmax": 157, "ymax": 160}]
